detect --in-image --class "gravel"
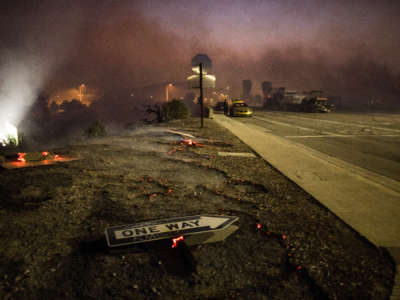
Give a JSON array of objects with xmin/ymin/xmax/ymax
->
[{"xmin": 0, "ymin": 117, "xmax": 395, "ymax": 299}]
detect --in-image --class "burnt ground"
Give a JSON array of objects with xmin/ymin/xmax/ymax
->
[{"xmin": 0, "ymin": 118, "xmax": 395, "ymax": 299}]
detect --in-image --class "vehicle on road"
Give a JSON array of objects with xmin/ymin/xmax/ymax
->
[
  {"xmin": 302, "ymin": 90, "xmax": 330, "ymax": 112},
  {"xmin": 231, "ymin": 99, "xmax": 244, "ymax": 104},
  {"xmin": 229, "ymin": 101, "xmax": 253, "ymax": 117},
  {"xmin": 302, "ymin": 96, "xmax": 330, "ymax": 112},
  {"xmin": 265, "ymin": 89, "xmax": 331, "ymax": 113}
]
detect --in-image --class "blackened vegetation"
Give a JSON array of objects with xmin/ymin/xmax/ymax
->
[
  {"xmin": 145, "ymin": 104, "xmax": 164, "ymax": 123},
  {"xmin": 145, "ymin": 99, "xmax": 191, "ymax": 123},
  {"xmin": 84, "ymin": 120, "xmax": 107, "ymax": 138},
  {"xmin": 20, "ymin": 95, "xmax": 98, "ymax": 147}
]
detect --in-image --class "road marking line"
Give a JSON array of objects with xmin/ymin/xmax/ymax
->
[
  {"xmin": 280, "ymin": 114, "xmax": 400, "ymax": 133},
  {"xmin": 285, "ymin": 134, "xmax": 400, "ymax": 138},
  {"xmin": 253, "ymin": 116, "xmax": 339, "ymax": 136}
]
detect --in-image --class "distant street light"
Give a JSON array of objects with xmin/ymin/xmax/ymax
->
[
  {"xmin": 79, "ymin": 83, "xmax": 85, "ymax": 103},
  {"xmin": 166, "ymin": 83, "xmax": 173, "ymax": 102}
]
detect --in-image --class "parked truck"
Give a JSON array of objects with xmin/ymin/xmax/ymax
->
[
  {"xmin": 264, "ymin": 88, "xmax": 330, "ymax": 113},
  {"xmin": 301, "ymin": 90, "xmax": 331, "ymax": 112}
]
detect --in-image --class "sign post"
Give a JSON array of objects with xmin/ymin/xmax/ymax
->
[
  {"xmin": 199, "ymin": 63, "xmax": 203, "ymax": 127},
  {"xmin": 187, "ymin": 54, "xmax": 215, "ymax": 128}
]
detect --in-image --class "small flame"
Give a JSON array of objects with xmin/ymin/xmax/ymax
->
[
  {"xmin": 42, "ymin": 151, "xmax": 48, "ymax": 157},
  {"xmin": 184, "ymin": 139, "xmax": 193, "ymax": 145},
  {"xmin": 171, "ymin": 236, "xmax": 184, "ymax": 248},
  {"xmin": 257, "ymin": 224, "xmax": 261, "ymax": 229},
  {"xmin": 17, "ymin": 152, "xmax": 26, "ymax": 162}
]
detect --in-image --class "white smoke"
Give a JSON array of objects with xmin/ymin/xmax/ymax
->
[
  {"xmin": 0, "ymin": 1, "xmax": 87, "ymax": 144},
  {"xmin": 0, "ymin": 52, "xmax": 50, "ymax": 120},
  {"xmin": 0, "ymin": 50, "xmax": 53, "ymax": 144}
]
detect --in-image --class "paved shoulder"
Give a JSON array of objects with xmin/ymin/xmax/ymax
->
[{"xmin": 214, "ymin": 114, "xmax": 400, "ymax": 250}]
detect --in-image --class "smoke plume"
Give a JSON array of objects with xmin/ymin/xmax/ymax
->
[{"xmin": 0, "ymin": 1, "xmax": 85, "ymax": 138}]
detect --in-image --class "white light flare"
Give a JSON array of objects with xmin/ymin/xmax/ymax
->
[
  {"xmin": 0, "ymin": 122, "xmax": 19, "ymax": 146},
  {"xmin": 0, "ymin": 52, "xmax": 53, "ymax": 147}
]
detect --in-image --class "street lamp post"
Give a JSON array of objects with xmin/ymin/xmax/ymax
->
[
  {"xmin": 79, "ymin": 83, "xmax": 85, "ymax": 103},
  {"xmin": 166, "ymin": 83, "xmax": 173, "ymax": 102},
  {"xmin": 226, "ymin": 86, "xmax": 230, "ymax": 101}
]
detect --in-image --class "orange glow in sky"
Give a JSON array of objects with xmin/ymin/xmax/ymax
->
[{"xmin": 48, "ymin": 85, "xmax": 99, "ymax": 107}]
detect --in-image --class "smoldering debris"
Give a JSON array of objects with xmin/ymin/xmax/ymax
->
[{"xmin": 0, "ymin": 148, "xmax": 80, "ymax": 169}]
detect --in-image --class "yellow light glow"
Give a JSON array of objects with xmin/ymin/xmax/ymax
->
[{"xmin": 187, "ymin": 74, "xmax": 216, "ymax": 89}]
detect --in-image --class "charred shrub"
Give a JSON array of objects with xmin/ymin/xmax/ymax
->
[
  {"xmin": 162, "ymin": 99, "xmax": 190, "ymax": 121},
  {"xmin": 84, "ymin": 120, "xmax": 107, "ymax": 138},
  {"xmin": 0, "ymin": 134, "xmax": 26, "ymax": 156},
  {"xmin": 145, "ymin": 104, "xmax": 164, "ymax": 123}
]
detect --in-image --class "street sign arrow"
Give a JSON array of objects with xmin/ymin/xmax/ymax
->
[{"xmin": 105, "ymin": 214, "xmax": 238, "ymax": 248}]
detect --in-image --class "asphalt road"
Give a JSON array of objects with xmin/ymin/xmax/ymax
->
[
  {"xmin": 235, "ymin": 111, "xmax": 400, "ymax": 182},
  {"xmin": 217, "ymin": 111, "xmax": 400, "ymax": 298}
]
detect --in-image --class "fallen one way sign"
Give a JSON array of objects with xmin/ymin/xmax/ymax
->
[{"xmin": 105, "ymin": 215, "xmax": 238, "ymax": 247}]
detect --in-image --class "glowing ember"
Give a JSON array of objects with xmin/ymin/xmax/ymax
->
[
  {"xmin": 17, "ymin": 152, "xmax": 26, "ymax": 162},
  {"xmin": 171, "ymin": 235, "xmax": 184, "ymax": 248},
  {"xmin": 167, "ymin": 146, "xmax": 178, "ymax": 155},
  {"xmin": 184, "ymin": 139, "xmax": 193, "ymax": 145},
  {"xmin": 181, "ymin": 139, "xmax": 203, "ymax": 147},
  {"xmin": 42, "ymin": 151, "xmax": 48, "ymax": 157},
  {"xmin": 257, "ymin": 224, "xmax": 261, "ymax": 229}
]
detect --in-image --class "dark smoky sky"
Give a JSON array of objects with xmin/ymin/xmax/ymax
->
[{"xmin": 1, "ymin": 0, "xmax": 400, "ymax": 103}]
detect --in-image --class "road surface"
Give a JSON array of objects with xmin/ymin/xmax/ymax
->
[
  {"xmin": 238, "ymin": 111, "xmax": 400, "ymax": 182},
  {"xmin": 214, "ymin": 112, "xmax": 400, "ymax": 264}
]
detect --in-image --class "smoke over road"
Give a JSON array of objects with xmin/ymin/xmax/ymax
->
[{"xmin": 216, "ymin": 45, "xmax": 400, "ymax": 105}]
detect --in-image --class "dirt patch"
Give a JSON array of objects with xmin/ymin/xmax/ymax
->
[{"xmin": 0, "ymin": 118, "xmax": 394, "ymax": 299}]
